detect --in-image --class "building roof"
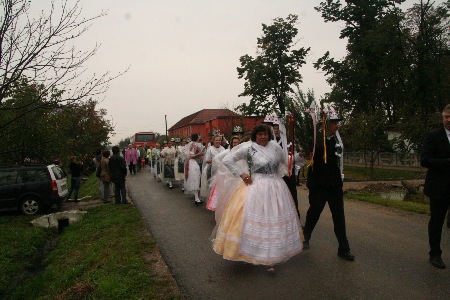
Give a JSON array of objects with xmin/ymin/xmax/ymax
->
[{"xmin": 169, "ymin": 109, "xmax": 240, "ymax": 130}]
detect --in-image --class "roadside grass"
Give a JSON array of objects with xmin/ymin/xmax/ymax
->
[
  {"xmin": 344, "ymin": 165, "xmax": 423, "ymax": 180},
  {"xmin": 345, "ymin": 192, "xmax": 430, "ymax": 215},
  {"xmin": 342, "ymin": 165, "xmax": 429, "ymax": 214},
  {"xmin": 1, "ymin": 174, "xmax": 181, "ymax": 300},
  {"xmin": 0, "ymin": 214, "xmax": 52, "ymax": 298},
  {"xmin": 0, "ymin": 166, "xmax": 428, "ymax": 299},
  {"xmin": 78, "ymin": 174, "xmax": 101, "ymax": 200}
]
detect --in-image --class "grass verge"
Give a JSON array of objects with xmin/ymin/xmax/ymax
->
[
  {"xmin": 0, "ymin": 174, "xmax": 181, "ymax": 300},
  {"xmin": 344, "ymin": 165, "xmax": 423, "ymax": 180},
  {"xmin": 345, "ymin": 191, "xmax": 430, "ymax": 214}
]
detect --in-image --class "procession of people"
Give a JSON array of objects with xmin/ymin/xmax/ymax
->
[
  {"xmin": 84, "ymin": 103, "xmax": 448, "ymax": 273},
  {"xmin": 123, "ymin": 105, "xmax": 359, "ymax": 274}
]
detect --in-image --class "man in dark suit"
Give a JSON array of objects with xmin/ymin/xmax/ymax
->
[
  {"xmin": 109, "ymin": 146, "xmax": 129, "ymax": 204},
  {"xmin": 303, "ymin": 111, "xmax": 354, "ymax": 261},
  {"xmin": 420, "ymin": 104, "xmax": 450, "ymax": 269}
]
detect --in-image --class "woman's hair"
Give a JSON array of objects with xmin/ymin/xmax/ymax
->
[
  {"xmin": 102, "ymin": 150, "xmax": 110, "ymax": 158},
  {"xmin": 230, "ymin": 136, "xmax": 241, "ymax": 149},
  {"xmin": 240, "ymin": 134, "xmax": 251, "ymax": 143},
  {"xmin": 191, "ymin": 133, "xmax": 199, "ymax": 141},
  {"xmin": 251, "ymin": 123, "xmax": 271, "ymax": 142},
  {"xmin": 213, "ymin": 134, "xmax": 222, "ymax": 142},
  {"xmin": 70, "ymin": 156, "xmax": 76, "ymax": 162}
]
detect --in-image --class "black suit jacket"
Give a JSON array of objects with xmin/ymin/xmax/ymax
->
[
  {"xmin": 307, "ymin": 134, "xmax": 343, "ymax": 189},
  {"xmin": 108, "ymin": 154, "xmax": 127, "ymax": 183},
  {"xmin": 420, "ymin": 127, "xmax": 450, "ymax": 199}
]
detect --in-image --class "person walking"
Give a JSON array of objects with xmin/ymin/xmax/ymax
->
[
  {"xmin": 174, "ymin": 139, "xmax": 187, "ymax": 190},
  {"xmin": 303, "ymin": 109, "xmax": 355, "ymax": 261},
  {"xmin": 93, "ymin": 149, "xmax": 104, "ymax": 200},
  {"xmin": 420, "ymin": 104, "xmax": 450, "ymax": 269},
  {"xmin": 294, "ymin": 148, "xmax": 306, "ymax": 186},
  {"xmin": 200, "ymin": 135, "xmax": 225, "ymax": 200},
  {"xmin": 67, "ymin": 156, "xmax": 83, "ymax": 203},
  {"xmin": 184, "ymin": 133, "xmax": 204, "ymax": 204},
  {"xmin": 100, "ymin": 150, "xmax": 112, "ymax": 203},
  {"xmin": 125, "ymin": 144, "xmax": 137, "ymax": 175},
  {"xmin": 206, "ymin": 136, "xmax": 240, "ymax": 211},
  {"xmin": 270, "ymin": 118, "xmax": 300, "ymax": 217},
  {"xmin": 161, "ymin": 140, "xmax": 176, "ymax": 188},
  {"xmin": 211, "ymin": 124, "xmax": 302, "ymax": 272},
  {"xmin": 109, "ymin": 146, "xmax": 129, "ymax": 204},
  {"xmin": 151, "ymin": 143, "xmax": 162, "ymax": 181}
]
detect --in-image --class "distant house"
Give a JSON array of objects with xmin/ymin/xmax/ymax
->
[{"xmin": 168, "ymin": 109, "xmax": 263, "ymax": 145}]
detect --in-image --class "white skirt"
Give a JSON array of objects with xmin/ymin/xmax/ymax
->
[
  {"xmin": 213, "ymin": 173, "xmax": 302, "ymax": 265},
  {"xmin": 184, "ymin": 159, "xmax": 201, "ymax": 194}
]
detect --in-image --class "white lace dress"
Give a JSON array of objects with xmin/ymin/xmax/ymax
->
[
  {"xmin": 200, "ymin": 145, "xmax": 225, "ymax": 199},
  {"xmin": 184, "ymin": 142, "xmax": 203, "ymax": 194},
  {"xmin": 211, "ymin": 140, "xmax": 303, "ymax": 265}
]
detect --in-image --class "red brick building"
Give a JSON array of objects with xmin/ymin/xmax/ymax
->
[{"xmin": 168, "ymin": 109, "xmax": 263, "ymax": 144}]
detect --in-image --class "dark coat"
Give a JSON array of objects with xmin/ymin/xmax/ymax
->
[
  {"xmin": 307, "ymin": 133, "xmax": 343, "ymax": 189},
  {"xmin": 420, "ymin": 127, "xmax": 450, "ymax": 199},
  {"xmin": 69, "ymin": 161, "xmax": 83, "ymax": 177},
  {"xmin": 108, "ymin": 154, "xmax": 127, "ymax": 183}
]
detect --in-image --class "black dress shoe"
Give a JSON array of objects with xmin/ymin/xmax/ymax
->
[
  {"xmin": 429, "ymin": 256, "xmax": 446, "ymax": 269},
  {"xmin": 338, "ymin": 251, "xmax": 355, "ymax": 261}
]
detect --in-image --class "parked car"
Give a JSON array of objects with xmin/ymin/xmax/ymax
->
[{"xmin": 0, "ymin": 164, "xmax": 69, "ymax": 215}]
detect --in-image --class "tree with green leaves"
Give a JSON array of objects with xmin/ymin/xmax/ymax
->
[
  {"xmin": 314, "ymin": 0, "xmax": 407, "ymax": 118},
  {"xmin": 237, "ymin": 14, "xmax": 310, "ymax": 117},
  {"xmin": 314, "ymin": 0, "xmax": 449, "ymax": 153},
  {"xmin": 0, "ymin": 0, "xmax": 126, "ymax": 151},
  {"xmin": 398, "ymin": 0, "xmax": 450, "ymax": 151},
  {"xmin": 0, "ymin": 77, "xmax": 113, "ymax": 165},
  {"xmin": 285, "ymin": 85, "xmax": 316, "ymax": 154}
]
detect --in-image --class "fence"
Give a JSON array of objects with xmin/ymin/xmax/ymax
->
[{"xmin": 343, "ymin": 152, "xmax": 421, "ymax": 168}]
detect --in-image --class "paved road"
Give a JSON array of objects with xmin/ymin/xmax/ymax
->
[{"xmin": 127, "ymin": 169, "xmax": 449, "ymax": 299}]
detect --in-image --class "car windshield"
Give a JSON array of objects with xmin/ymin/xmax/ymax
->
[{"xmin": 51, "ymin": 166, "xmax": 66, "ymax": 179}]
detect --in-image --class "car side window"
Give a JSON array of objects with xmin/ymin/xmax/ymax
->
[
  {"xmin": 51, "ymin": 166, "xmax": 66, "ymax": 179},
  {"xmin": 22, "ymin": 169, "xmax": 50, "ymax": 183},
  {"xmin": 0, "ymin": 170, "xmax": 19, "ymax": 186}
]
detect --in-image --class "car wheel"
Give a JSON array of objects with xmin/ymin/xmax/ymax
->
[{"xmin": 20, "ymin": 197, "xmax": 41, "ymax": 215}]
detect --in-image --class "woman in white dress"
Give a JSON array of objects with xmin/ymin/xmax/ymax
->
[
  {"xmin": 151, "ymin": 143, "xmax": 161, "ymax": 181},
  {"xmin": 211, "ymin": 124, "xmax": 302, "ymax": 271},
  {"xmin": 200, "ymin": 135, "xmax": 225, "ymax": 200},
  {"xmin": 206, "ymin": 136, "xmax": 241, "ymax": 211},
  {"xmin": 160, "ymin": 140, "xmax": 177, "ymax": 188},
  {"xmin": 184, "ymin": 133, "xmax": 204, "ymax": 204},
  {"xmin": 174, "ymin": 139, "xmax": 187, "ymax": 189}
]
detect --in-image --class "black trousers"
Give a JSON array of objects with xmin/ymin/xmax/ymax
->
[
  {"xmin": 283, "ymin": 175, "xmax": 299, "ymax": 218},
  {"xmin": 304, "ymin": 186, "xmax": 350, "ymax": 253},
  {"xmin": 429, "ymin": 196, "xmax": 450, "ymax": 257}
]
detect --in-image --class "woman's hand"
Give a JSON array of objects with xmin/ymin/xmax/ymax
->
[
  {"xmin": 240, "ymin": 173, "xmax": 253, "ymax": 185},
  {"xmin": 206, "ymin": 159, "xmax": 212, "ymax": 164}
]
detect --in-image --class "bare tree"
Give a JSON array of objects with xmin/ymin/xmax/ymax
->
[{"xmin": 0, "ymin": 0, "xmax": 126, "ymax": 131}]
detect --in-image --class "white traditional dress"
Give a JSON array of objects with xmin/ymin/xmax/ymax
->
[
  {"xmin": 211, "ymin": 140, "xmax": 302, "ymax": 265},
  {"xmin": 200, "ymin": 145, "xmax": 225, "ymax": 200},
  {"xmin": 184, "ymin": 141, "xmax": 203, "ymax": 194},
  {"xmin": 206, "ymin": 148, "xmax": 230, "ymax": 211},
  {"xmin": 151, "ymin": 148, "xmax": 162, "ymax": 181},
  {"xmin": 174, "ymin": 145, "xmax": 186, "ymax": 182},
  {"xmin": 161, "ymin": 146, "xmax": 176, "ymax": 182}
]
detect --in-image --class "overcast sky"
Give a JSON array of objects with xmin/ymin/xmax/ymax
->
[{"xmin": 32, "ymin": 0, "xmax": 440, "ymax": 144}]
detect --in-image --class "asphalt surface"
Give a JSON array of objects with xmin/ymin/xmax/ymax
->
[{"xmin": 127, "ymin": 168, "xmax": 449, "ymax": 300}]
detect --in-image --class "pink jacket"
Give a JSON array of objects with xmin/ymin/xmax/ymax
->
[{"xmin": 125, "ymin": 148, "xmax": 138, "ymax": 165}]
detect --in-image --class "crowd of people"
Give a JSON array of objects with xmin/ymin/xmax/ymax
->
[
  {"xmin": 139, "ymin": 113, "xmax": 356, "ymax": 273},
  {"xmin": 63, "ymin": 104, "xmax": 449, "ymax": 272}
]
